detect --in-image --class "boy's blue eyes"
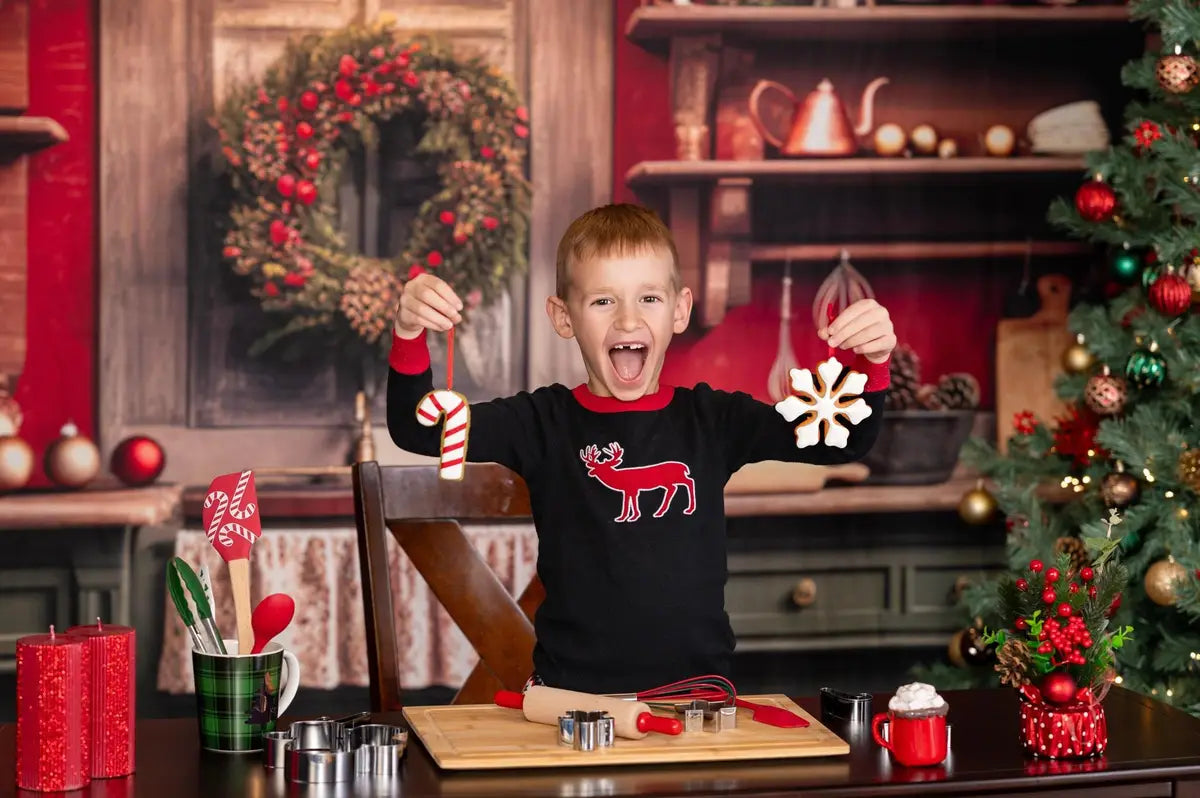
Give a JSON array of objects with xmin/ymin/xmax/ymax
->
[{"xmin": 590, "ymin": 296, "xmax": 663, "ymax": 306}]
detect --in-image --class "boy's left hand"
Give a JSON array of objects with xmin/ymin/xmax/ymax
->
[{"xmin": 819, "ymin": 299, "xmax": 896, "ymax": 364}]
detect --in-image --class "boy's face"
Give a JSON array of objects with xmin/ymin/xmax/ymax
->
[{"xmin": 546, "ymin": 247, "xmax": 692, "ymax": 401}]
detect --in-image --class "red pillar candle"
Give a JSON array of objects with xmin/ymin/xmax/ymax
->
[
  {"xmin": 15, "ymin": 626, "xmax": 91, "ymax": 792},
  {"xmin": 66, "ymin": 619, "xmax": 136, "ymax": 778}
]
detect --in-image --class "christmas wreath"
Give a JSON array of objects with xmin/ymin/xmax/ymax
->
[{"xmin": 215, "ymin": 17, "xmax": 530, "ymax": 354}]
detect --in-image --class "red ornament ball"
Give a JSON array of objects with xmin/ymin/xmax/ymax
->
[
  {"xmin": 1046, "ymin": 567, "xmax": 1060, "ymax": 583},
  {"xmin": 1040, "ymin": 672, "xmax": 1078, "ymax": 705},
  {"xmin": 110, "ymin": 435, "xmax": 165, "ymax": 487},
  {"xmin": 1016, "ymin": 578, "xmax": 1029, "ymax": 591},
  {"xmin": 1057, "ymin": 602, "xmax": 1073, "ymax": 618},
  {"xmin": 1030, "ymin": 560, "xmax": 1044, "ymax": 573},
  {"xmin": 1075, "ymin": 179, "xmax": 1116, "ymax": 223},
  {"xmin": 1080, "ymin": 566, "xmax": 1094, "ymax": 582},
  {"xmin": 295, "ymin": 180, "xmax": 317, "ymax": 205},
  {"xmin": 1042, "ymin": 588, "xmax": 1057, "ymax": 604},
  {"xmin": 300, "ymin": 90, "xmax": 319, "ymax": 112},
  {"xmin": 1149, "ymin": 273, "xmax": 1192, "ymax": 316},
  {"xmin": 276, "ymin": 174, "xmax": 295, "ymax": 198}
]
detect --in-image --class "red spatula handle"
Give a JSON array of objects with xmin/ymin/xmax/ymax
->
[
  {"xmin": 637, "ymin": 712, "xmax": 683, "ymax": 735},
  {"xmin": 494, "ymin": 689, "xmax": 524, "ymax": 709}
]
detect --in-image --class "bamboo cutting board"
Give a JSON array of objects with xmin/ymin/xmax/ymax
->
[
  {"xmin": 995, "ymin": 274, "xmax": 1074, "ymax": 453},
  {"xmin": 403, "ymin": 694, "xmax": 848, "ymax": 770}
]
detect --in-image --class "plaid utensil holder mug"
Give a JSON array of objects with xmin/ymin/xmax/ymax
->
[{"xmin": 192, "ymin": 638, "xmax": 301, "ymax": 752}]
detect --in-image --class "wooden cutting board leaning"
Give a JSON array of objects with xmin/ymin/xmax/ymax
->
[
  {"xmin": 994, "ymin": 274, "xmax": 1074, "ymax": 453},
  {"xmin": 403, "ymin": 694, "xmax": 848, "ymax": 770}
]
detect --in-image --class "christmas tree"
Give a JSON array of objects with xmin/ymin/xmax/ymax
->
[{"xmin": 913, "ymin": 0, "xmax": 1200, "ymax": 716}]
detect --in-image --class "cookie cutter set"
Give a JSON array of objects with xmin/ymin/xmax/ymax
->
[
  {"xmin": 558, "ymin": 710, "xmax": 616, "ymax": 751},
  {"xmin": 262, "ymin": 711, "xmax": 408, "ymax": 784},
  {"xmin": 675, "ymin": 698, "xmax": 737, "ymax": 733}
]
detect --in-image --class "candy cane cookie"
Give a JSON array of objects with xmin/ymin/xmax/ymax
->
[{"xmin": 416, "ymin": 389, "xmax": 470, "ymax": 480}]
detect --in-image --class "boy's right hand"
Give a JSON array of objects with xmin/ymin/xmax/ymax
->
[{"xmin": 395, "ymin": 274, "xmax": 464, "ymax": 339}]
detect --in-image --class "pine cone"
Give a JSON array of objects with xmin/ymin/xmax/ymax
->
[
  {"xmin": 885, "ymin": 386, "xmax": 918, "ymax": 411},
  {"xmin": 886, "ymin": 345, "xmax": 922, "ymax": 409},
  {"xmin": 340, "ymin": 264, "xmax": 401, "ymax": 344},
  {"xmin": 1055, "ymin": 535, "xmax": 1091, "ymax": 574},
  {"xmin": 995, "ymin": 638, "xmax": 1033, "ymax": 688},
  {"xmin": 917, "ymin": 383, "xmax": 945, "ymax": 410},
  {"xmin": 933, "ymin": 372, "xmax": 981, "ymax": 410}
]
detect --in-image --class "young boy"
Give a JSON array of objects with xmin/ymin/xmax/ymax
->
[{"xmin": 388, "ymin": 203, "xmax": 895, "ymax": 695}]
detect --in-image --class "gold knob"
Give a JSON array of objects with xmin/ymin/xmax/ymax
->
[{"xmin": 791, "ymin": 578, "xmax": 817, "ymax": 608}]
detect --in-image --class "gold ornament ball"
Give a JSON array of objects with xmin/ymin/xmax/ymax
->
[
  {"xmin": 1100, "ymin": 471, "xmax": 1140, "ymax": 508},
  {"xmin": 1178, "ymin": 448, "xmax": 1200, "ymax": 492},
  {"xmin": 0, "ymin": 435, "xmax": 33, "ymax": 492},
  {"xmin": 910, "ymin": 123, "xmax": 938, "ymax": 155},
  {"xmin": 958, "ymin": 484, "xmax": 997, "ymax": 525},
  {"xmin": 44, "ymin": 421, "xmax": 101, "ymax": 489},
  {"xmin": 873, "ymin": 123, "xmax": 907, "ymax": 157},
  {"xmin": 1062, "ymin": 341, "xmax": 1095, "ymax": 375},
  {"xmin": 1145, "ymin": 559, "xmax": 1188, "ymax": 606},
  {"xmin": 937, "ymin": 138, "xmax": 958, "ymax": 159},
  {"xmin": 984, "ymin": 124, "xmax": 1015, "ymax": 157}
]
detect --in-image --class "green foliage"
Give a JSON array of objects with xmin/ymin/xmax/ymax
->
[{"xmin": 912, "ymin": 1, "xmax": 1200, "ymax": 714}]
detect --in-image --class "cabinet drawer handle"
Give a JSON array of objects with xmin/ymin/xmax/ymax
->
[{"xmin": 791, "ymin": 578, "xmax": 817, "ymax": 608}]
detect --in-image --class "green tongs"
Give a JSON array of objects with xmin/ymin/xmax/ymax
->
[{"xmin": 166, "ymin": 557, "xmax": 227, "ymax": 654}]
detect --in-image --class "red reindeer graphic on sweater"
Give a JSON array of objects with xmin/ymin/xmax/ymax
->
[{"xmin": 579, "ymin": 442, "xmax": 696, "ymax": 523}]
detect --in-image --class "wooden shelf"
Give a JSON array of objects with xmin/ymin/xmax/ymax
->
[
  {"xmin": 0, "ymin": 483, "xmax": 181, "ymax": 529},
  {"xmin": 627, "ymin": 156, "xmax": 1087, "ymax": 187},
  {"xmin": 748, "ymin": 240, "xmax": 1091, "ymax": 262},
  {"xmin": 626, "ymin": 4, "xmax": 1132, "ymax": 48},
  {"xmin": 0, "ymin": 115, "xmax": 68, "ymax": 154}
]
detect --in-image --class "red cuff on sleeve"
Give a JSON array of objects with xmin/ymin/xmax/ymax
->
[
  {"xmin": 853, "ymin": 354, "xmax": 891, "ymax": 392},
  {"xmin": 389, "ymin": 328, "xmax": 431, "ymax": 374}
]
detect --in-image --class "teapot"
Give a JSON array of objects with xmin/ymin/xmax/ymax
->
[{"xmin": 748, "ymin": 76, "xmax": 890, "ymax": 157}]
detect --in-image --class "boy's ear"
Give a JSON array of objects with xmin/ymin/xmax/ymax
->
[
  {"xmin": 546, "ymin": 295, "xmax": 575, "ymax": 340},
  {"xmin": 672, "ymin": 286, "xmax": 693, "ymax": 334}
]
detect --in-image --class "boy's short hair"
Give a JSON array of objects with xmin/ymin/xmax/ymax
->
[{"xmin": 555, "ymin": 203, "xmax": 682, "ymax": 299}]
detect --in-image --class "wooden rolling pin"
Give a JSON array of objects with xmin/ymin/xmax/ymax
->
[{"xmin": 495, "ymin": 687, "xmax": 683, "ymax": 739}]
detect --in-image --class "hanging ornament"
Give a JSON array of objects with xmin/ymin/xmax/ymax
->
[
  {"xmin": 1149, "ymin": 270, "xmax": 1192, "ymax": 316},
  {"xmin": 1061, "ymin": 333, "xmax": 1095, "ymax": 374},
  {"xmin": 947, "ymin": 626, "xmax": 992, "ymax": 668},
  {"xmin": 1157, "ymin": 47, "xmax": 1199, "ymax": 94},
  {"xmin": 1145, "ymin": 557, "xmax": 1188, "ymax": 606},
  {"xmin": 1083, "ymin": 366, "xmax": 1127, "ymax": 415},
  {"xmin": 44, "ymin": 421, "xmax": 101, "ymax": 489},
  {"xmin": 0, "ymin": 435, "xmax": 33, "ymax": 491},
  {"xmin": 0, "ymin": 379, "xmax": 22, "ymax": 437},
  {"xmin": 1187, "ymin": 263, "xmax": 1200, "ymax": 303},
  {"xmin": 110, "ymin": 435, "xmax": 166, "ymax": 487},
  {"xmin": 1100, "ymin": 464, "xmax": 1140, "ymax": 509},
  {"xmin": 1110, "ymin": 247, "xmax": 1141, "ymax": 283},
  {"xmin": 1052, "ymin": 404, "xmax": 1106, "ymax": 466},
  {"xmin": 958, "ymin": 479, "xmax": 997, "ymax": 525},
  {"xmin": 1134, "ymin": 120, "xmax": 1163, "ymax": 149},
  {"xmin": 1125, "ymin": 340, "xmax": 1167, "ymax": 388},
  {"xmin": 1177, "ymin": 447, "xmax": 1200, "ymax": 492},
  {"xmin": 1075, "ymin": 177, "xmax": 1116, "ymax": 222}
]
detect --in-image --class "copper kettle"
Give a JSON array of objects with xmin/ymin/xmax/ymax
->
[{"xmin": 748, "ymin": 76, "xmax": 890, "ymax": 157}]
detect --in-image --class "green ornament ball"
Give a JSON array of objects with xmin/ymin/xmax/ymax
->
[
  {"xmin": 1125, "ymin": 345, "xmax": 1167, "ymax": 388},
  {"xmin": 1111, "ymin": 250, "xmax": 1141, "ymax": 283}
]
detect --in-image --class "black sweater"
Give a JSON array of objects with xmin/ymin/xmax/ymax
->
[{"xmin": 387, "ymin": 330, "xmax": 888, "ymax": 694}]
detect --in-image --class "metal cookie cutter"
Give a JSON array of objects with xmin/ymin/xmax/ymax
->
[
  {"xmin": 675, "ymin": 699, "xmax": 736, "ymax": 733},
  {"xmin": 820, "ymin": 687, "xmax": 873, "ymax": 724},
  {"xmin": 266, "ymin": 711, "xmax": 407, "ymax": 785},
  {"xmin": 558, "ymin": 710, "xmax": 615, "ymax": 752}
]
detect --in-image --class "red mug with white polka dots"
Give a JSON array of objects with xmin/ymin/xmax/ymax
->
[{"xmin": 872, "ymin": 711, "xmax": 948, "ymax": 767}]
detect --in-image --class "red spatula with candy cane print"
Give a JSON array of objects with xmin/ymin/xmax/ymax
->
[{"xmin": 203, "ymin": 469, "xmax": 262, "ymax": 654}]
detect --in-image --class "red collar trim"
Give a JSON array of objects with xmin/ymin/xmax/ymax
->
[{"xmin": 571, "ymin": 383, "xmax": 675, "ymax": 413}]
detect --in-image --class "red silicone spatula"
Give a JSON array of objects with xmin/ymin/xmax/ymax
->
[
  {"xmin": 203, "ymin": 469, "xmax": 262, "ymax": 655},
  {"xmin": 249, "ymin": 593, "xmax": 295, "ymax": 655}
]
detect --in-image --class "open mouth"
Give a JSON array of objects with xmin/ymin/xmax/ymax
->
[{"xmin": 608, "ymin": 343, "xmax": 648, "ymax": 383}]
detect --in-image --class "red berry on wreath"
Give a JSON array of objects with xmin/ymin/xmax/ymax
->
[
  {"xmin": 1042, "ymin": 588, "xmax": 1057, "ymax": 604},
  {"xmin": 223, "ymin": 246, "xmax": 242, "ymax": 258},
  {"xmin": 1080, "ymin": 566, "xmax": 1094, "ymax": 582},
  {"xmin": 1057, "ymin": 602, "xmax": 1072, "ymax": 618},
  {"xmin": 514, "ymin": 123, "xmax": 529, "ymax": 139},
  {"xmin": 1041, "ymin": 671, "xmax": 1077, "ymax": 705},
  {"xmin": 295, "ymin": 180, "xmax": 317, "ymax": 205},
  {"xmin": 439, "ymin": 210, "xmax": 455, "ymax": 225},
  {"xmin": 277, "ymin": 97, "xmax": 289, "ymax": 112},
  {"xmin": 276, "ymin": 174, "xmax": 296, "ymax": 197},
  {"xmin": 1045, "ymin": 567, "xmax": 1060, "ymax": 583},
  {"xmin": 1016, "ymin": 578, "xmax": 1028, "ymax": 591},
  {"xmin": 300, "ymin": 90, "xmax": 319, "ymax": 112},
  {"xmin": 335, "ymin": 79, "xmax": 354, "ymax": 101},
  {"xmin": 482, "ymin": 215, "xmax": 499, "ymax": 231},
  {"xmin": 339, "ymin": 54, "xmax": 359, "ymax": 77},
  {"xmin": 297, "ymin": 121, "xmax": 314, "ymax": 140},
  {"xmin": 427, "ymin": 251, "xmax": 444, "ymax": 267},
  {"xmin": 269, "ymin": 220, "xmax": 290, "ymax": 246},
  {"xmin": 369, "ymin": 46, "xmax": 385, "ymax": 60},
  {"xmin": 395, "ymin": 53, "xmax": 411, "ymax": 69},
  {"xmin": 1075, "ymin": 178, "xmax": 1116, "ymax": 223},
  {"xmin": 305, "ymin": 152, "xmax": 321, "ymax": 170},
  {"xmin": 364, "ymin": 79, "xmax": 380, "ymax": 98},
  {"xmin": 383, "ymin": 82, "xmax": 396, "ymax": 94},
  {"xmin": 283, "ymin": 272, "xmax": 306, "ymax": 288},
  {"xmin": 516, "ymin": 105, "xmax": 529, "ymax": 122},
  {"xmin": 349, "ymin": 93, "xmax": 362, "ymax": 107},
  {"xmin": 1106, "ymin": 593, "xmax": 1121, "ymax": 618},
  {"xmin": 480, "ymin": 146, "xmax": 495, "ymax": 160},
  {"xmin": 407, "ymin": 264, "xmax": 425, "ymax": 281},
  {"xmin": 403, "ymin": 71, "xmax": 420, "ymax": 89},
  {"xmin": 453, "ymin": 231, "xmax": 468, "ymax": 246},
  {"xmin": 264, "ymin": 282, "xmax": 280, "ymax": 297},
  {"xmin": 1029, "ymin": 560, "xmax": 1044, "ymax": 573},
  {"xmin": 1068, "ymin": 582, "xmax": 1080, "ymax": 594},
  {"xmin": 1015, "ymin": 617, "xmax": 1028, "ymax": 630},
  {"xmin": 1088, "ymin": 585, "xmax": 1098, "ymax": 598}
]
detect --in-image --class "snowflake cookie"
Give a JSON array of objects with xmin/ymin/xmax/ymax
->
[{"xmin": 774, "ymin": 356, "xmax": 873, "ymax": 448}]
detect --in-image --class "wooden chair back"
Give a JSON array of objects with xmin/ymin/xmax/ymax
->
[{"xmin": 352, "ymin": 460, "xmax": 544, "ymax": 711}]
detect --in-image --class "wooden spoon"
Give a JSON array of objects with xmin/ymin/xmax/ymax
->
[{"xmin": 249, "ymin": 593, "xmax": 295, "ymax": 655}]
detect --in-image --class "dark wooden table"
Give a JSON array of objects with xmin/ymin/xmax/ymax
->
[{"xmin": 3, "ymin": 688, "xmax": 1200, "ymax": 797}]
